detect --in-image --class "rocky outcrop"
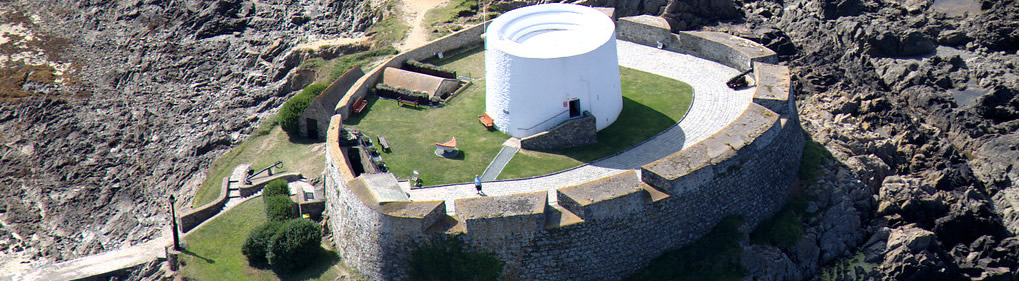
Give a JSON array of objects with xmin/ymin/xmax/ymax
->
[{"xmin": 0, "ymin": 0, "xmax": 376, "ymax": 268}]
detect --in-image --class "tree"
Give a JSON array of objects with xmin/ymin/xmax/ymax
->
[{"xmin": 267, "ymin": 218, "xmax": 322, "ymax": 273}]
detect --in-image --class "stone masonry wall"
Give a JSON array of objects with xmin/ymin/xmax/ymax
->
[
  {"xmin": 324, "ymin": 15, "xmax": 801, "ymax": 281},
  {"xmin": 520, "ymin": 111, "xmax": 598, "ymax": 150}
]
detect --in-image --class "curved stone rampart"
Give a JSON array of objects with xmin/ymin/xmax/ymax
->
[{"xmin": 325, "ymin": 13, "xmax": 802, "ymax": 281}]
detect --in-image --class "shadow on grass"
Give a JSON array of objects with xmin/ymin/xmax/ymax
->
[
  {"xmin": 182, "ymin": 249, "xmax": 215, "ymax": 264},
  {"xmin": 530, "ymin": 96, "xmax": 682, "ymax": 167},
  {"xmin": 343, "ymin": 96, "xmax": 380, "ymax": 126},
  {"xmin": 273, "ymin": 247, "xmax": 341, "ymax": 281}
]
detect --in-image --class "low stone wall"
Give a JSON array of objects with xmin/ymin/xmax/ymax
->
[
  {"xmin": 180, "ymin": 177, "xmax": 231, "ymax": 233},
  {"xmin": 237, "ymin": 172, "xmax": 303, "ymax": 197},
  {"xmin": 324, "ymin": 13, "xmax": 801, "ymax": 281},
  {"xmin": 334, "ymin": 22, "xmax": 489, "ymax": 118},
  {"xmin": 298, "ymin": 200, "xmax": 325, "ymax": 218},
  {"xmin": 181, "ymin": 172, "xmax": 303, "ymax": 233},
  {"xmin": 520, "ymin": 111, "xmax": 597, "ymax": 150},
  {"xmin": 616, "ymin": 15, "xmax": 777, "ymax": 71}
]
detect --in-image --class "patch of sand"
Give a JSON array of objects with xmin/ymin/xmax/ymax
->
[{"xmin": 397, "ymin": 0, "xmax": 450, "ymax": 51}]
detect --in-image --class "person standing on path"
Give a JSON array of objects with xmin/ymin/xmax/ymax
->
[{"xmin": 474, "ymin": 175, "xmax": 483, "ymax": 195}]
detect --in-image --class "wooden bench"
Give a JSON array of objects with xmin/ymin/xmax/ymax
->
[
  {"xmin": 352, "ymin": 98, "xmax": 368, "ymax": 114},
  {"xmin": 478, "ymin": 112, "xmax": 494, "ymax": 129},
  {"xmin": 398, "ymin": 98, "xmax": 420, "ymax": 108},
  {"xmin": 377, "ymin": 136, "xmax": 390, "ymax": 153}
]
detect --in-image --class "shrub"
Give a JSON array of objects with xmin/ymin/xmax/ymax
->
[
  {"xmin": 404, "ymin": 60, "xmax": 457, "ymax": 79},
  {"xmin": 241, "ymin": 222, "xmax": 282, "ymax": 267},
  {"xmin": 409, "ymin": 237, "xmax": 504, "ymax": 281},
  {"xmin": 375, "ymin": 83, "xmax": 429, "ymax": 104},
  {"xmin": 279, "ymin": 83, "xmax": 328, "ymax": 138},
  {"xmin": 264, "ymin": 195, "xmax": 295, "ymax": 223},
  {"xmin": 263, "ymin": 179, "xmax": 289, "ymax": 197},
  {"xmin": 267, "ymin": 218, "xmax": 322, "ymax": 273}
]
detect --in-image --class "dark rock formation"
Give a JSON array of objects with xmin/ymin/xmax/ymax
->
[{"xmin": 0, "ymin": 0, "xmax": 376, "ymax": 267}]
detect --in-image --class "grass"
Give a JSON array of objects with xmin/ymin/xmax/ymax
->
[
  {"xmin": 797, "ymin": 134, "xmax": 832, "ymax": 185},
  {"xmin": 325, "ymin": 48, "xmax": 399, "ymax": 82},
  {"xmin": 344, "ymin": 79, "xmax": 507, "ymax": 186},
  {"xmin": 498, "ymin": 67, "xmax": 693, "ymax": 180},
  {"xmin": 191, "ymin": 127, "xmax": 326, "ymax": 208},
  {"xmin": 624, "ymin": 216, "xmax": 747, "ymax": 281},
  {"xmin": 179, "ymin": 197, "xmax": 349, "ymax": 280},
  {"xmin": 749, "ymin": 191, "xmax": 809, "ymax": 249},
  {"xmin": 422, "ymin": 0, "xmax": 478, "ymax": 39},
  {"xmin": 367, "ymin": 0, "xmax": 410, "ymax": 48},
  {"xmin": 345, "ymin": 50, "xmax": 692, "ymax": 185}
]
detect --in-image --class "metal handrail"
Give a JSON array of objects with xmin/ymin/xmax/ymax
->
[{"xmin": 516, "ymin": 110, "xmax": 569, "ymax": 132}]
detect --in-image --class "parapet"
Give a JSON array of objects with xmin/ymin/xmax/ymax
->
[{"xmin": 324, "ymin": 11, "xmax": 801, "ymax": 281}]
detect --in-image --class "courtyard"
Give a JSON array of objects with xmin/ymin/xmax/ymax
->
[{"xmin": 343, "ymin": 49, "xmax": 693, "ymax": 186}]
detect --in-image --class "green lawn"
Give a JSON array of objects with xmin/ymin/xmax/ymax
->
[
  {"xmin": 344, "ymin": 78, "xmax": 508, "ymax": 186},
  {"xmin": 499, "ymin": 67, "xmax": 693, "ymax": 179},
  {"xmin": 192, "ymin": 127, "xmax": 326, "ymax": 208},
  {"xmin": 346, "ymin": 50, "xmax": 693, "ymax": 185},
  {"xmin": 179, "ymin": 197, "xmax": 349, "ymax": 280}
]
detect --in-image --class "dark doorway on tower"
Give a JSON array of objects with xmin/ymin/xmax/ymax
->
[
  {"xmin": 568, "ymin": 99, "xmax": 581, "ymax": 118},
  {"xmin": 306, "ymin": 118, "xmax": 318, "ymax": 139}
]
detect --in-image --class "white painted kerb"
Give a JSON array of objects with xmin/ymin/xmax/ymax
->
[{"xmin": 485, "ymin": 4, "xmax": 623, "ymax": 138}]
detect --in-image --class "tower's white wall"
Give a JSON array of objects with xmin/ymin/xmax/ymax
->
[{"xmin": 485, "ymin": 4, "xmax": 623, "ymax": 138}]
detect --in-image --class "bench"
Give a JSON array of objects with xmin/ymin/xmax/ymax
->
[
  {"xmin": 353, "ymin": 98, "xmax": 368, "ymax": 114},
  {"xmin": 478, "ymin": 112, "xmax": 494, "ymax": 129},
  {"xmin": 377, "ymin": 136, "xmax": 390, "ymax": 153},
  {"xmin": 398, "ymin": 98, "xmax": 420, "ymax": 108}
]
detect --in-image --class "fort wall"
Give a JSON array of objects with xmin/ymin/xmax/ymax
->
[{"xmin": 325, "ymin": 14, "xmax": 800, "ymax": 280}]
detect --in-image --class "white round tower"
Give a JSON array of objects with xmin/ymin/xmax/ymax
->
[{"xmin": 485, "ymin": 3, "xmax": 622, "ymax": 139}]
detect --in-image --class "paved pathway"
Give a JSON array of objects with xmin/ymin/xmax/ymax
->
[
  {"xmin": 409, "ymin": 40, "xmax": 754, "ymax": 201},
  {"xmin": 480, "ymin": 139, "xmax": 520, "ymax": 181},
  {"xmin": 4, "ymin": 228, "xmax": 170, "ymax": 281}
]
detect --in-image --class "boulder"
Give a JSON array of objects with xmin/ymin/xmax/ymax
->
[{"xmin": 880, "ymin": 224, "xmax": 965, "ymax": 280}]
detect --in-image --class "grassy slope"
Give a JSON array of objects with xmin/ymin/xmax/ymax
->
[
  {"xmin": 421, "ymin": 0, "xmax": 478, "ymax": 39},
  {"xmin": 192, "ymin": 127, "xmax": 325, "ymax": 208},
  {"xmin": 180, "ymin": 197, "xmax": 346, "ymax": 280}
]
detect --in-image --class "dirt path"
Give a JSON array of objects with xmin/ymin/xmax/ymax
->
[{"xmin": 397, "ymin": 0, "xmax": 449, "ymax": 51}]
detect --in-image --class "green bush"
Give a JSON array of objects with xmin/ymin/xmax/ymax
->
[
  {"xmin": 263, "ymin": 179, "xmax": 289, "ymax": 197},
  {"xmin": 405, "ymin": 60, "xmax": 457, "ymax": 79},
  {"xmin": 264, "ymin": 195, "xmax": 295, "ymax": 223},
  {"xmin": 375, "ymin": 83, "xmax": 430, "ymax": 104},
  {"xmin": 279, "ymin": 83, "xmax": 328, "ymax": 138},
  {"xmin": 241, "ymin": 222, "xmax": 283, "ymax": 267},
  {"xmin": 409, "ymin": 237, "xmax": 504, "ymax": 281},
  {"xmin": 268, "ymin": 218, "xmax": 322, "ymax": 273}
]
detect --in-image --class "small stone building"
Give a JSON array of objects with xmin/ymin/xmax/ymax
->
[
  {"xmin": 300, "ymin": 67, "xmax": 365, "ymax": 139},
  {"xmin": 381, "ymin": 67, "xmax": 461, "ymax": 100}
]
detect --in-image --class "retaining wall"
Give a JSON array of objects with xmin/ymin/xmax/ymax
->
[
  {"xmin": 325, "ymin": 15, "xmax": 801, "ymax": 281},
  {"xmin": 181, "ymin": 172, "xmax": 303, "ymax": 233},
  {"xmin": 334, "ymin": 22, "xmax": 489, "ymax": 118},
  {"xmin": 180, "ymin": 177, "xmax": 230, "ymax": 233}
]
